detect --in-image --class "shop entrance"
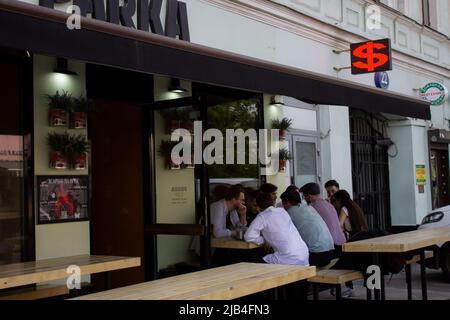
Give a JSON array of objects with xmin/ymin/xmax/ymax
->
[
  {"xmin": 147, "ymin": 81, "xmax": 263, "ymax": 278},
  {"xmin": 88, "ymin": 64, "xmax": 153, "ymax": 289},
  {"xmin": 350, "ymin": 109, "xmax": 391, "ymax": 231},
  {"xmin": 430, "ymin": 146, "xmax": 450, "ymax": 209}
]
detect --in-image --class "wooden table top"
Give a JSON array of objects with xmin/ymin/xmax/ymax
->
[
  {"xmin": 342, "ymin": 227, "xmax": 450, "ymax": 253},
  {"xmin": 73, "ymin": 262, "xmax": 316, "ymax": 300},
  {"xmin": 210, "ymin": 237, "xmax": 262, "ymax": 249},
  {"xmin": 0, "ymin": 255, "xmax": 141, "ymax": 290}
]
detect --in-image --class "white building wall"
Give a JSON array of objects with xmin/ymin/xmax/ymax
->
[{"xmin": 19, "ymin": 0, "xmax": 450, "ymax": 228}]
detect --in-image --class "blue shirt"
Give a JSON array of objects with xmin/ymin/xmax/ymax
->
[{"xmin": 287, "ymin": 203, "xmax": 335, "ymax": 253}]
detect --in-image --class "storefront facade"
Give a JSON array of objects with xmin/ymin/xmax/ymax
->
[{"xmin": 0, "ymin": 0, "xmax": 436, "ymax": 288}]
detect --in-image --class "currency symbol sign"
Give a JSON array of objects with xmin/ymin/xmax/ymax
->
[{"xmin": 352, "ymin": 42, "xmax": 389, "ymax": 72}]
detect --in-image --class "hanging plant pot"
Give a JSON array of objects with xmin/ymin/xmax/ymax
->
[
  {"xmin": 49, "ymin": 108, "xmax": 68, "ymax": 127},
  {"xmin": 72, "ymin": 153, "xmax": 87, "ymax": 170},
  {"xmin": 70, "ymin": 112, "xmax": 87, "ymax": 129},
  {"xmin": 279, "ymin": 160, "xmax": 286, "ymax": 172},
  {"xmin": 49, "ymin": 151, "xmax": 68, "ymax": 169},
  {"xmin": 165, "ymin": 155, "xmax": 181, "ymax": 170}
]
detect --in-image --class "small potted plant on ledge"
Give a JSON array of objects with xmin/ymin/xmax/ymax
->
[
  {"xmin": 47, "ymin": 90, "xmax": 72, "ymax": 127},
  {"xmin": 70, "ymin": 96, "xmax": 92, "ymax": 129},
  {"xmin": 278, "ymin": 147, "xmax": 292, "ymax": 172},
  {"xmin": 158, "ymin": 140, "xmax": 181, "ymax": 170},
  {"xmin": 68, "ymin": 134, "xmax": 89, "ymax": 170},
  {"xmin": 271, "ymin": 117, "xmax": 293, "ymax": 140},
  {"xmin": 47, "ymin": 131, "xmax": 71, "ymax": 169}
]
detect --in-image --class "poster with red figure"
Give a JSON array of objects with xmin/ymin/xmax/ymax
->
[{"xmin": 37, "ymin": 176, "xmax": 89, "ymax": 224}]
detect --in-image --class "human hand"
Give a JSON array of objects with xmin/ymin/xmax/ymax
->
[{"xmin": 237, "ymin": 204, "xmax": 247, "ymax": 216}]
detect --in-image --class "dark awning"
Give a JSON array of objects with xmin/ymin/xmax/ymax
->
[{"xmin": 0, "ymin": 0, "xmax": 431, "ymax": 119}]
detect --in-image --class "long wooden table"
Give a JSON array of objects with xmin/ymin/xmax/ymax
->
[
  {"xmin": 72, "ymin": 262, "xmax": 316, "ymax": 300},
  {"xmin": 211, "ymin": 237, "xmax": 261, "ymax": 249},
  {"xmin": 0, "ymin": 255, "xmax": 141, "ymax": 290},
  {"xmin": 342, "ymin": 227, "xmax": 450, "ymax": 300}
]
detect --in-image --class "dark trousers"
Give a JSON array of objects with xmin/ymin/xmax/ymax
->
[{"xmin": 309, "ymin": 250, "xmax": 335, "ymax": 267}]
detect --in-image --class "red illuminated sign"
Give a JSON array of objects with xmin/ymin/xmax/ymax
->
[{"xmin": 350, "ymin": 38, "xmax": 392, "ymax": 75}]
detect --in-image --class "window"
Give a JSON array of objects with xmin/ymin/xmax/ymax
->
[
  {"xmin": 422, "ymin": 0, "xmax": 438, "ymax": 30},
  {"xmin": 379, "ymin": 0, "xmax": 407, "ymax": 14},
  {"xmin": 0, "ymin": 53, "xmax": 33, "ymax": 265}
]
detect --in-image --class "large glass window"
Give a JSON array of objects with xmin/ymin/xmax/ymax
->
[
  {"xmin": 0, "ymin": 56, "xmax": 29, "ymax": 265},
  {"xmin": 206, "ymin": 93, "xmax": 262, "ymax": 201}
]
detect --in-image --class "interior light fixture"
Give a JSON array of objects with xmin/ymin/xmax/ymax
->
[
  {"xmin": 270, "ymin": 95, "xmax": 285, "ymax": 106},
  {"xmin": 54, "ymin": 57, "xmax": 77, "ymax": 75},
  {"xmin": 169, "ymin": 78, "xmax": 187, "ymax": 93}
]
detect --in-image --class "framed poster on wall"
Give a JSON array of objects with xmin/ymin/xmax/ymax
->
[{"xmin": 37, "ymin": 175, "xmax": 89, "ymax": 224}]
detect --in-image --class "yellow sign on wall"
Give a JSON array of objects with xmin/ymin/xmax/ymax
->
[{"xmin": 416, "ymin": 164, "xmax": 426, "ymax": 185}]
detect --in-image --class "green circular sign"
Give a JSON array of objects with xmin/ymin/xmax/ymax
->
[{"xmin": 420, "ymin": 82, "xmax": 449, "ymax": 106}]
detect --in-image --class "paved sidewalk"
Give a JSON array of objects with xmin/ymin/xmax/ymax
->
[{"xmin": 313, "ymin": 264, "xmax": 450, "ymax": 300}]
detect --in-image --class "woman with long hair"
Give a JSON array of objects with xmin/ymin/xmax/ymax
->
[{"xmin": 333, "ymin": 190, "xmax": 369, "ymax": 239}]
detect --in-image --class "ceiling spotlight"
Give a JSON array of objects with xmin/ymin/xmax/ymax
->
[
  {"xmin": 169, "ymin": 78, "xmax": 187, "ymax": 93},
  {"xmin": 54, "ymin": 57, "xmax": 77, "ymax": 75}
]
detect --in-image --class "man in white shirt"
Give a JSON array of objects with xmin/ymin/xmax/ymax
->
[
  {"xmin": 244, "ymin": 192, "xmax": 309, "ymax": 266},
  {"xmin": 210, "ymin": 185, "xmax": 247, "ymax": 238}
]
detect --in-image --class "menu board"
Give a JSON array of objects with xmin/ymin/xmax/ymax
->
[{"xmin": 37, "ymin": 176, "xmax": 89, "ymax": 224}]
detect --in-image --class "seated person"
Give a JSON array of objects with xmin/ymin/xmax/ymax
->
[
  {"xmin": 333, "ymin": 190, "xmax": 369, "ymax": 240},
  {"xmin": 300, "ymin": 182, "xmax": 347, "ymax": 247},
  {"xmin": 244, "ymin": 188, "xmax": 260, "ymax": 225},
  {"xmin": 244, "ymin": 192, "xmax": 309, "ymax": 266},
  {"xmin": 210, "ymin": 185, "xmax": 247, "ymax": 238},
  {"xmin": 281, "ymin": 190, "xmax": 335, "ymax": 267}
]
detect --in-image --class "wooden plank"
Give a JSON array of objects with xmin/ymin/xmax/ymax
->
[
  {"xmin": 145, "ymin": 224, "xmax": 205, "ymax": 236},
  {"xmin": 308, "ymin": 270, "xmax": 364, "ymax": 285},
  {"xmin": 342, "ymin": 227, "xmax": 450, "ymax": 253},
  {"xmin": 211, "ymin": 237, "xmax": 261, "ymax": 249},
  {"xmin": 0, "ymin": 255, "xmax": 141, "ymax": 290},
  {"xmin": 72, "ymin": 263, "xmax": 316, "ymax": 300}
]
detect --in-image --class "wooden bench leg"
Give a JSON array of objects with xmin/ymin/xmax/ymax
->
[
  {"xmin": 313, "ymin": 284, "xmax": 319, "ymax": 301},
  {"xmin": 405, "ymin": 263, "xmax": 412, "ymax": 300},
  {"xmin": 335, "ymin": 285, "xmax": 342, "ymax": 300},
  {"xmin": 420, "ymin": 250, "xmax": 428, "ymax": 301}
]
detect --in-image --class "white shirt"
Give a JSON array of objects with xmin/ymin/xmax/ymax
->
[
  {"xmin": 210, "ymin": 199, "xmax": 246, "ymax": 238},
  {"xmin": 244, "ymin": 206, "xmax": 309, "ymax": 266}
]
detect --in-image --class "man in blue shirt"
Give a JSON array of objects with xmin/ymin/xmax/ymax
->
[{"xmin": 281, "ymin": 190, "xmax": 336, "ymax": 267}]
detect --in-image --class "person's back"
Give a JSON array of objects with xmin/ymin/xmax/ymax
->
[
  {"xmin": 310, "ymin": 198, "xmax": 346, "ymax": 246},
  {"xmin": 288, "ymin": 203, "xmax": 335, "ymax": 253},
  {"xmin": 245, "ymin": 206, "xmax": 309, "ymax": 265}
]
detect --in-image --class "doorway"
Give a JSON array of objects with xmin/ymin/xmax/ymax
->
[
  {"xmin": 430, "ymin": 146, "xmax": 450, "ymax": 209},
  {"xmin": 87, "ymin": 64, "xmax": 153, "ymax": 289}
]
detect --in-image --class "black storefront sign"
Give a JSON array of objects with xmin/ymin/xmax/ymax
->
[
  {"xmin": 350, "ymin": 38, "xmax": 392, "ymax": 75},
  {"xmin": 39, "ymin": 0, "xmax": 190, "ymax": 41}
]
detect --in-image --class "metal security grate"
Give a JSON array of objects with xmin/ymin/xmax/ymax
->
[{"xmin": 350, "ymin": 110, "xmax": 391, "ymax": 231}]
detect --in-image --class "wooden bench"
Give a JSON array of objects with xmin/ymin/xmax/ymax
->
[
  {"xmin": 72, "ymin": 263, "xmax": 316, "ymax": 300},
  {"xmin": 0, "ymin": 284, "xmax": 69, "ymax": 300},
  {"xmin": 405, "ymin": 251, "xmax": 434, "ymax": 300},
  {"xmin": 0, "ymin": 255, "xmax": 141, "ymax": 291},
  {"xmin": 308, "ymin": 269, "xmax": 364, "ymax": 300},
  {"xmin": 308, "ymin": 251, "xmax": 435, "ymax": 301}
]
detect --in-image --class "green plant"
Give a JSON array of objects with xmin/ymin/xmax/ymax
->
[
  {"xmin": 67, "ymin": 134, "xmax": 89, "ymax": 155},
  {"xmin": 71, "ymin": 96, "xmax": 93, "ymax": 113},
  {"xmin": 158, "ymin": 140, "xmax": 179, "ymax": 157},
  {"xmin": 47, "ymin": 131, "xmax": 71, "ymax": 153},
  {"xmin": 271, "ymin": 117, "xmax": 293, "ymax": 131},
  {"xmin": 46, "ymin": 90, "xmax": 73, "ymax": 110},
  {"xmin": 278, "ymin": 147, "xmax": 292, "ymax": 161}
]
